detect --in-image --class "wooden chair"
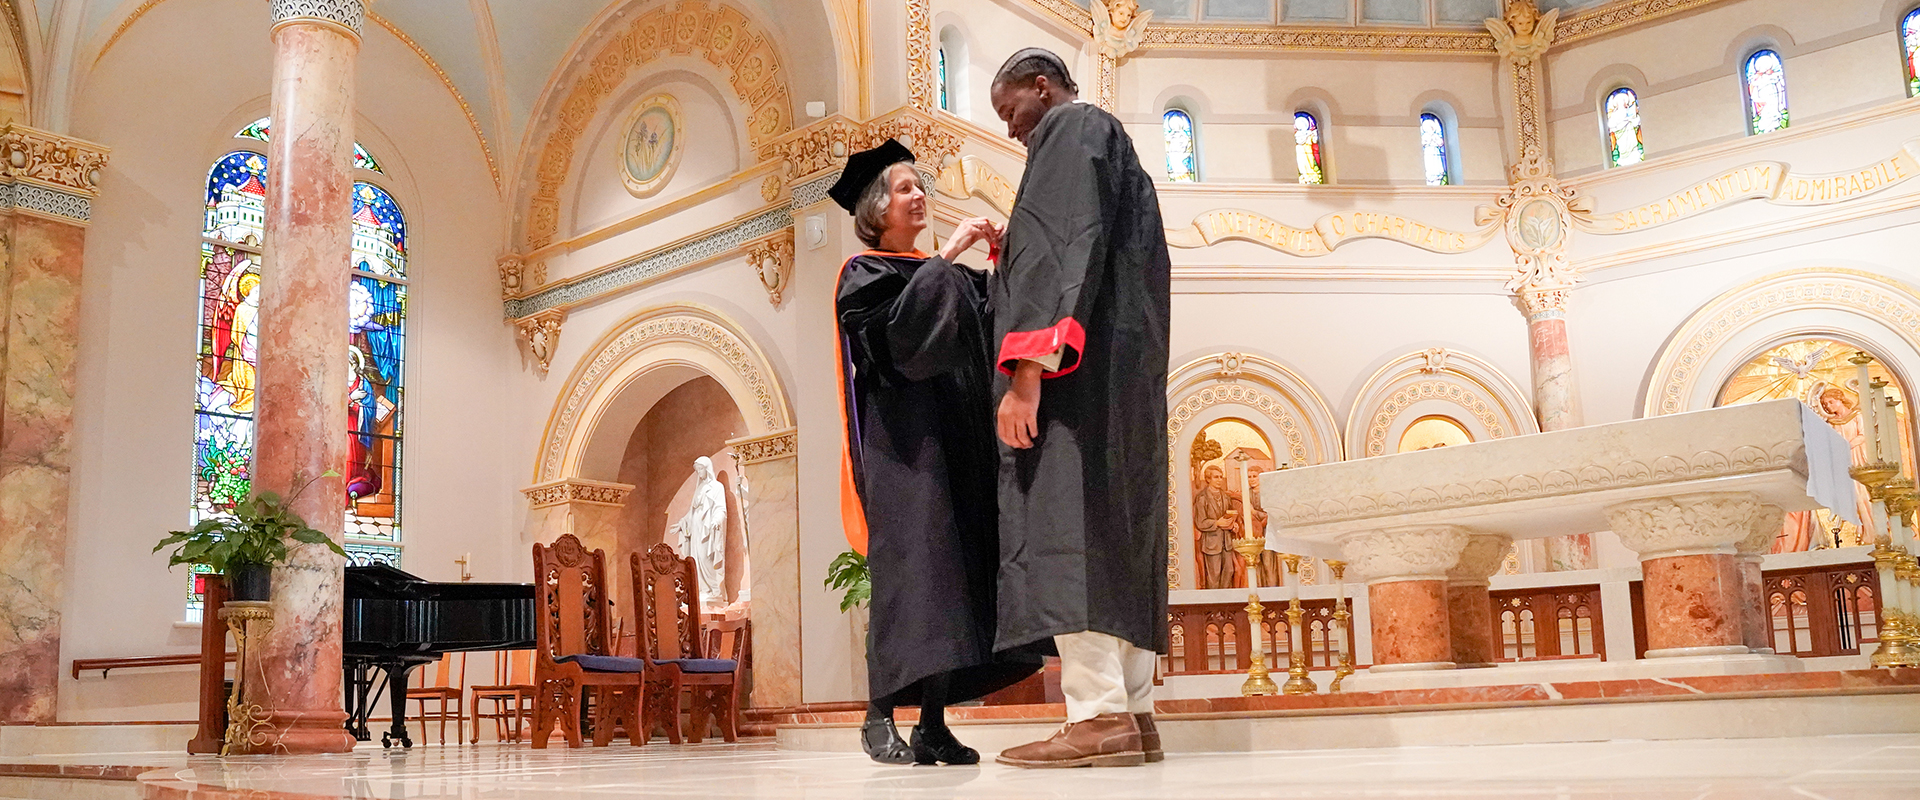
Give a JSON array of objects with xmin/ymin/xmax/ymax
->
[
  {"xmin": 469, "ymin": 649, "xmax": 534, "ymax": 744},
  {"xmin": 405, "ymin": 654, "xmax": 465, "ymax": 745},
  {"xmin": 530, "ymin": 534, "xmax": 646, "ymax": 749},
  {"xmin": 632, "ymin": 545, "xmax": 748, "ymax": 744}
]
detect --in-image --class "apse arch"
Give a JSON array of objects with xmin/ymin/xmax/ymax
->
[
  {"xmin": 1345, "ymin": 348, "xmax": 1537, "ymax": 459},
  {"xmin": 1644, "ymin": 268, "xmax": 1920, "ymax": 418},
  {"xmin": 532, "ymin": 303, "xmax": 793, "ymax": 486},
  {"xmin": 1165, "ymin": 352, "xmax": 1340, "ymax": 589}
]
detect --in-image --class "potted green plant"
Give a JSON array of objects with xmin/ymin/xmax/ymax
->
[
  {"xmin": 824, "ymin": 549, "xmax": 870, "ymax": 612},
  {"xmin": 155, "ymin": 478, "xmax": 349, "ymax": 602}
]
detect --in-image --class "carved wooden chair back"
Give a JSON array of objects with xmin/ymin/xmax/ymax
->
[
  {"xmin": 702, "ymin": 618, "xmax": 750, "ymax": 666},
  {"xmin": 532, "ymin": 534, "xmax": 614, "ymax": 665},
  {"xmin": 636, "ymin": 543, "xmax": 700, "ymax": 661}
]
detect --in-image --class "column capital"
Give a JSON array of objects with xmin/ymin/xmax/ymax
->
[
  {"xmin": 523, "ymin": 478, "xmax": 635, "ymax": 509},
  {"xmin": 1735, "ymin": 503, "xmax": 1785, "ymax": 558},
  {"xmin": 1339, "ymin": 525, "xmax": 1471, "ymax": 583},
  {"xmin": 269, "ymin": 0, "xmax": 365, "ymax": 41},
  {"xmin": 1447, "ymin": 533, "xmax": 1514, "ymax": 586},
  {"xmin": 728, "ymin": 428, "xmax": 797, "ymax": 465},
  {"xmin": 1605, "ymin": 491, "xmax": 1762, "ymax": 559},
  {"xmin": 0, "ymin": 124, "xmax": 110, "ymax": 226}
]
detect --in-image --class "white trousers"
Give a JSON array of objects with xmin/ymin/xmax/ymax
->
[{"xmin": 1055, "ymin": 631, "xmax": 1156, "ymax": 723}]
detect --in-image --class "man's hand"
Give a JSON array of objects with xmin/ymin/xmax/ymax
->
[{"xmin": 997, "ymin": 360, "xmax": 1043, "ymax": 449}]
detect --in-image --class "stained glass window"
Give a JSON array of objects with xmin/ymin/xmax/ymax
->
[
  {"xmin": 235, "ymin": 117, "xmax": 384, "ymax": 173},
  {"xmin": 1420, "ymin": 113, "xmax": 1450, "ymax": 186},
  {"xmin": 1164, "ymin": 109, "xmax": 1197, "ymax": 183},
  {"xmin": 1604, "ymin": 88, "xmax": 1646, "ymax": 168},
  {"xmin": 937, "ymin": 48, "xmax": 949, "ymax": 111},
  {"xmin": 1294, "ymin": 112, "xmax": 1325, "ymax": 185},
  {"xmin": 187, "ymin": 154, "xmax": 407, "ymax": 621},
  {"xmin": 1903, "ymin": 8, "xmax": 1920, "ymax": 98},
  {"xmin": 1744, "ymin": 50, "xmax": 1789, "ymax": 135}
]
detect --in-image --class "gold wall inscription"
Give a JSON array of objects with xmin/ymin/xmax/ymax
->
[
  {"xmin": 1168, "ymin": 208, "xmax": 1496, "ymax": 256},
  {"xmin": 1580, "ymin": 139, "xmax": 1920, "ymax": 234}
]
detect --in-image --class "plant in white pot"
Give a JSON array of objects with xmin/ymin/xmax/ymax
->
[{"xmin": 155, "ymin": 475, "xmax": 348, "ymax": 602}]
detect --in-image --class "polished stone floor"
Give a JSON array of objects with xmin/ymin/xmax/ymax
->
[{"xmin": 58, "ymin": 732, "xmax": 1919, "ymax": 798}]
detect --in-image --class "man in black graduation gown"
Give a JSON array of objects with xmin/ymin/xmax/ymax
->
[{"xmin": 985, "ymin": 49, "xmax": 1173, "ymax": 769}]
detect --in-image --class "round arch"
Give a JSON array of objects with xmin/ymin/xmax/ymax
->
[
  {"xmin": 1644, "ymin": 268, "xmax": 1920, "ymax": 419},
  {"xmin": 532, "ymin": 303, "xmax": 793, "ymax": 485},
  {"xmin": 1346, "ymin": 348, "xmax": 1537, "ymax": 458}
]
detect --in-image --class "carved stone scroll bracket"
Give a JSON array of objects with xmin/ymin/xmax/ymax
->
[
  {"xmin": 748, "ymin": 230, "xmax": 796, "ymax": 307},
  {"xmin": 515, "ymin": 309, "xmax": 567, "ymax": 375}
]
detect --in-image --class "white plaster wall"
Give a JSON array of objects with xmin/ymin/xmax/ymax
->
[
  {"xmin": 567, "ymin": 69, "xmax": 745, "ymax": 236},
  {"xmin": 61, "ymin": 0, "xmax": 510, "ymax": 721}
]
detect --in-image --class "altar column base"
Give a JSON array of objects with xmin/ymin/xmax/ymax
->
[
  {"xmin": 1606, "ymin": 494, "xmax": 1780, "ymax": 658},
  {"xmin": 1446, "ymin": 534, "xmax": 1512, "ymax": 668},
  {"xmin": 1342, "ymin": 526, "xmax": 1473, "ymax": 671}
]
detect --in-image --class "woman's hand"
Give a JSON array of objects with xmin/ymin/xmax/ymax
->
[{"xmin": 940, "ymin": 217, "xmax": 1002, "ymax": 262}]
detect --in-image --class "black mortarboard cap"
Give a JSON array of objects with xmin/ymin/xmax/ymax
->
[{"xmin": 828, "ymin": 138, "xmax": 915, "ymax": 215}]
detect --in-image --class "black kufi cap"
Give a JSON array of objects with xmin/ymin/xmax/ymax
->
[{"xmin": 828, "ymin": 138, "xmax": 915, "ymax": 214}]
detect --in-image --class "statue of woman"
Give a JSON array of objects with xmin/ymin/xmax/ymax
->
[{"xmin": 671, "ymin": 456, "xmax": 729, "ymax": 609}]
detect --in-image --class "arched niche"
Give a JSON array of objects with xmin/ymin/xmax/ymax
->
[
  {"xmin": 1166, "ymin": 352, "xmax": 1340, "ymax": 590},
  {"xmin": 1345, "ymin": 348, "xmax": 1537, "ymax": 459},
  {"xmin": 1644, "ymin": 269, "xmax": 1920, "ymax": 422}
]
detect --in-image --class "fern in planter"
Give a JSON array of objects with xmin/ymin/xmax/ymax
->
[
  {"xmin": 155, "ymin": 475, "xmax": 349, "ymax": 601},
  {"xmin": 824, "ymin": 549, "xmax": 871, "ymax": 612}
]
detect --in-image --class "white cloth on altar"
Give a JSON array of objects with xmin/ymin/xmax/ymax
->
[{"xmin": 1800, "ymin": 402, "xmax": 1862, "ymax": 525}]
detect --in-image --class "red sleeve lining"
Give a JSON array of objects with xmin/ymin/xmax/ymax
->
[{"xmin": 997, "ymin": 317, "xmax": 1086, "ymax": 378}]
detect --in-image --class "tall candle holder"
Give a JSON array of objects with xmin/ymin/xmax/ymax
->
[
  {"xmin": 1326, "ymin": 559, "xmax": 1355, "ymax": 692},
  {"xmin": 1278, "ymin": 554, "xmax": 1318, "ymax": 696},
  {"xmin": 1232, "ymin": 538, "xmax": 1278, "ymax": 696},
  {"xmin": 1856, "ymin": 460, "xmax": 1913, "ymax": 668}
]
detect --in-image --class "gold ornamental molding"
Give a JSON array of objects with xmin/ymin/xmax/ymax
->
[
  {"xmin": 936, "ymin": 155, "xmax": 1018, "ymax": 216},
  {"xmin": 1644, "ymin": 269, "xmax": 1920, "ymax": 419},
  {"xmin": 1165, "ymin": 207, "xmax": 1502, "ymax": 257},
  {"xmin": 523, "ymin": 0, "xmax": 793, "ymax": 251},
  {"xmin": 523, "ymin": 478, "xmax": 635, "ymax": 509},
  {"xmin": 1574, "ymin": 138, "xmax": 1920, "ymax": 235},
  {"xmin": 906, "ymin": 0, "xmax": 936, "ymax": 112},
  {"xmin": 757, "ymin": 108, "xmax": 964, "ymax": 181},
  {"xmin": 0, "ymin": 124, "xmax": 111, "ymax": 225},
  {"xmin": 1552, "ymin": 0, "xmax": 1729, "ymax": 46},
  {"xmin": 728, "ymin": 428, "xmax": 797, "ymax": 465}
]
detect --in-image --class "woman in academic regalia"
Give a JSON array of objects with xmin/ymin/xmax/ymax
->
[{"xmin": 831, "ymin": 140, "xmax": 1041, "ymax": 765}]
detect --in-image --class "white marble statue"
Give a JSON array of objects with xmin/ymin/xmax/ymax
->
[{"xmin": 672, "ymin": 456, "xmax": 729, "ymax": 609}]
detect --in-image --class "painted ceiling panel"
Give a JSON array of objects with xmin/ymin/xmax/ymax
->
[
  {"xmin": 370, "ymin": 0, "xmax": 500, "ymax": 155},
  {"xmin": 487, "ymin": 0, "xmax": 605, "ymax": 148}
]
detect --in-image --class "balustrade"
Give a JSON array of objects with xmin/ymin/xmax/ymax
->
[{"xmin": 1163, "ymin": 600, "xmax": 1349, "ymax": 676}]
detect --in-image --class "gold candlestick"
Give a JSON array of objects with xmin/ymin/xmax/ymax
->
[
  {"xmin": 1232, "ymin": 538, "xmax": 1278, "ymax": 696},
  {"xmin": 1326, "ymin": 559, "xmax": 1355, "ymax": 692},
  {"xmin": 1279, "ymin": 554, "xmax": 1317, "ymax": 696}
]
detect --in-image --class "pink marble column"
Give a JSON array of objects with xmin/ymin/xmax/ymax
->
[
  {"xmin": 0, "ymin": 128, "xmax": 108, "ymax": 723},
  {"xmin": 1341, "ymin": 526, "xmax": 1471, "ymax": 671},
  {"xmin": 1446, "ymin": 534, "xmax": 1512, "ymax": 668},
  {"xmin": 1605, "ymin": 492, "xmax": 1761, "ymax": 658},
  {"xmin": 241, "ymin": 0, "xmax": 362, "ymax": 754},
  {"xmin": 1521, "ymin": 287, "xmax": 1595, "ymax": 571},
  {"xmin": 1736, "ymin": 505, "xmax": 1784, "ymax": 653}
]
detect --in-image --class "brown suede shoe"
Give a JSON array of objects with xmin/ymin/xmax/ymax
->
[
  {"xmin": 995, "ymin": 713, "xmax": 1144, "ymax": 769},
  {"xmin": 1134, "ymin": 713, "xmax": 1163, "ymax": 763}
]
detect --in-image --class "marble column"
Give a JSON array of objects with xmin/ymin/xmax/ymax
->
[
  {"xmin": 1446, "ymin": 534, "xmax": 1513, "ymax": 668},
  {"xmin": 522, "ymin": 479, "xmax": 634, "ymax": 602},
  {"xmin": 0, "ymin": 126, "xmax": 108, "ymax": 723},
  {"xmin": 241, "ymin": 0, "xmax": 363, "ymax": 754},
  {"xmin": 1521, "ymin": 288, "xmax": 1593, "ymax": 571},
  {"xmin": 729, "ymin": 429, "xmax": 800, "ymax": 707},
  {"xmin": 1605, "ymin": 492, "xmax": 1760, "ymax": 658},
  {"xmin": 1340, "ymin": 525, "xmax": 1470, "ymax": 672},
  {"xmin": 1735, "ymin": 504, "xmax": 1784, "ymax": 654}
]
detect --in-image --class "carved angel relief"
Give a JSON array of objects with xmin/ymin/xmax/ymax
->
[
  {"xmin": 1486, "ymin": 1, "xmax": 1559, "ymax": 65},
  {"xmin": 1093, "ymin": 0, "xmax": 1152, "ymax": 61}
]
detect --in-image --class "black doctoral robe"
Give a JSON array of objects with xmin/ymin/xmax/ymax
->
[
  {"xmin": 836, "ymin": 250, "xmax": 1042, "ymax": 705},
  {"xmin": 990, "ymin": 102, "xmax": 1173, "ymax": 655}
]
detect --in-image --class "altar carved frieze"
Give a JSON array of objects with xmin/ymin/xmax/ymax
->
[
  {"xmin": 524, "ymin": 478, "xmax": 635, "ymax": 509},
  {"xmin": 523, "ymin": 0, "xmax": 792, "ymax": 250},
  {"xmin": 1603, "ymin": 492, "xmax": 1761, "ymax": 558},
  {"xmin": 1340, "ymin": 526, "xmax": 1470, "ymax": 582}
]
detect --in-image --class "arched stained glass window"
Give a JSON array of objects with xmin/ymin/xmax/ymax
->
[
  {"xmin": 1164, "ymin": 109, "xmax": 1197, "ymax": 182},
  {"xmin": 1604, "ymin": 87, "xmax": 1646, "ymax": 168},
  {"xmin": 1294, "ymin": 112, "xmax": 1325, "ymax": 185},
  {"xmin": 187, "ymin": 148, "xmax": 408, "ymax": 621},
  {"xmin": 1743, "ymin": 50, "xmax": 1790, "ymax": 135},
  {"xmin": 937, "ymin": 48, "xmax": 949, "ymax": 111},
  {"xmin": 1903, "ymin": 8, "xmax": 1920, "ymax": 98},
  {"xmin": 235, "ymin": 116, "xmax": 384, "ymax": 173},
  {"xmin": 1419, "ymin": 113, "xmax": 1450, "ymax": 186}
]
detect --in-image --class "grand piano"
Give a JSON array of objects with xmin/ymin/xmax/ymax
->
[{"xmin": 342, "ymin": 564, "xmax": 535, "ymax": 748}]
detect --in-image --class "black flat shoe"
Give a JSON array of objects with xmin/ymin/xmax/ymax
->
[
  {"xmin": 862, "ymin": 719, "xmax": 913, "ymax": 764},
  {"xmin": 911, "ymin": 724, "xmax": 980, "ymax": 765}
]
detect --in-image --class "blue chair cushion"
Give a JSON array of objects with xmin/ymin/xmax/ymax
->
[
  {"xmin": 555, "ymin": 653, "xmax": 648, "ymax": 673},
  {"xmin": 657, "ymin": 658, "xmax": 737, "ymax": 674}
]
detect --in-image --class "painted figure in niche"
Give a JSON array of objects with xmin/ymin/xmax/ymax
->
[
  {"xmin": 1193, "ymin": 463, "xmax": 1242, "ymax": 590},
  {"xmin": 671, "ymin": 456, "xmax": 729, "ymax": 609}
]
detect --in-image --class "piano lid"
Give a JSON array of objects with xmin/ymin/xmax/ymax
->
[{"xmin": 345, "ymin": 564, "xmax": 534, "ymax": 600}]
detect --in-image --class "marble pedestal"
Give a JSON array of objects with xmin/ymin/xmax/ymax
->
[
  {"xmin": 1606, "ymin": 493, "xmax": 1786, "ymax": 658},
  {"xmin": 1446, "ymin": 534, "xmax": 1512, "ymax": 668},
  {"xmin": 1341, "ymin": 527, "xmax": 1469, "ymax": 671}
]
